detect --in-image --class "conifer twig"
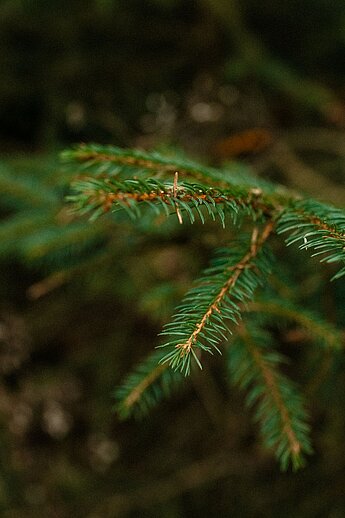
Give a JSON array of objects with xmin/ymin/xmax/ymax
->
[
  {"xmin": 121, "ymin": 363, "xmax": 168, "ymax": 412},
  {"xmin": 159, "ymin": 221, "xmax": 274, "ymax": 373},
  {"xmin": 176, "ymin": 224, "xmax": 271, "ymax": 357},
  {"xmin": 173, "ymin": 171, "xmax": 183, "ymax": 224},
  {"xmin": 66, "ymin": 144, "xmax": 345, "ymax": 469},
  {"xmin": 229, "ymin": 323, "xmax": 312, "ymax": 470},
  {"xmin": 239, "ymin": 326, "xmax": 301, "ymax": 456},
  {"xmin": 277, "ymin": 199, "xmax": 345, "ymax": 279},
  {"xmin": 115, "ymin": 350, "xmax": 184, "ymax": 418}
]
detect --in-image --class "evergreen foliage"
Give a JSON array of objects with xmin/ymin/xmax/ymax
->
[
  {"xmin": 67, "ymin": 144, "xmax": 345, "ymax": 470},
  {"xmin": 157, "ymin": 228, "xmax": 273, "ymax": 375},
  {"xmin": 228, "ymin": 323, "xmax": 312, "ymax": 470},
  {"xmin": 277, "ymin": 199, "xmax": 345, "ymax": 279},
  {"xmin": 114, "ymin": 349, "xmax": 184, "ymax": 419}
]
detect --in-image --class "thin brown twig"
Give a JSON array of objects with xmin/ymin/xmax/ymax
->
[
  {"xmin": 176, "ymin": 220, "xmax": 274, "ymax": 357},
  {"xmin": 173, "ymin": 171, "xmax": 183, "ymax": 224},
  {"xmin": 121, "ymin": 364, "xmax": 168, "ymax": 412},
  {"xmin": 296, "ymin": 211, "xmax": 345, "ymax": 243},
  {"xmin": 83, "ymin": 182, "xmax": 281, "ymax": 223},
  {"xmin": 237, "ymin": 324, "xmax": 302, "ymax": 457}
]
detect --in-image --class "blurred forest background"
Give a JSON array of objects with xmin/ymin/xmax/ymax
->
[{"xmin": 1, "ymin": 0, "xmax": 345, "ymax": 516}]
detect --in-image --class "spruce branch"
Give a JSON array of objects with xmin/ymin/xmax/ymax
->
[
  {"xmin": 158, "ymin": 221, "xmax": 274, "ymax": 374},
  {"xmin": 114, "ymin": 223, "xmax": 274, "ymax": 418},
  {"xmin": 114, "ymin": 350, "xmax": 183, "ymax": 419},
  {"xmin": 68, "ymin": 176, "xmax": 279, "ymax": 227},
  {"xmin": 228, "ymin": 323, "xmax": 312, "ymax": 470},
  {"xmin": 62, "ymin": 143, "xmax": 237, "ymax": 187},
  {"xmin": 64, "ymin": 144, "xmax": 294, "ymax": 204},
  {"xmin": 277, "ymin": 200, "xmax": 345, "ymax": 279},
  {"xmin": 64, "ymin": 145, "xmax": 345, "ymax": 470}
]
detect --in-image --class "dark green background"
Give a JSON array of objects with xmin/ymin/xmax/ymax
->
[{"xmin": 1, "ymin": 1, "xmax": 345, "ymax": 516}]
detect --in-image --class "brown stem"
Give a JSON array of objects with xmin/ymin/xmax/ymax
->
[
  {"xmin": 238, "ymin": 325, "xmax": 301, "ymax": 457},
  {"xmin": 89, "ymin": 184, "xmax": 276, "ymax": 217},
  {"xmin": 122, "ymin": 363, "xmax": 168, "ymax": 411},
  {"xmin": 298, "ymin": 212, "xmax": 345, "ymax": 243},
  {"xmin": 176, "ymin": 221, "xmax": 274, "ymax": 357}
]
